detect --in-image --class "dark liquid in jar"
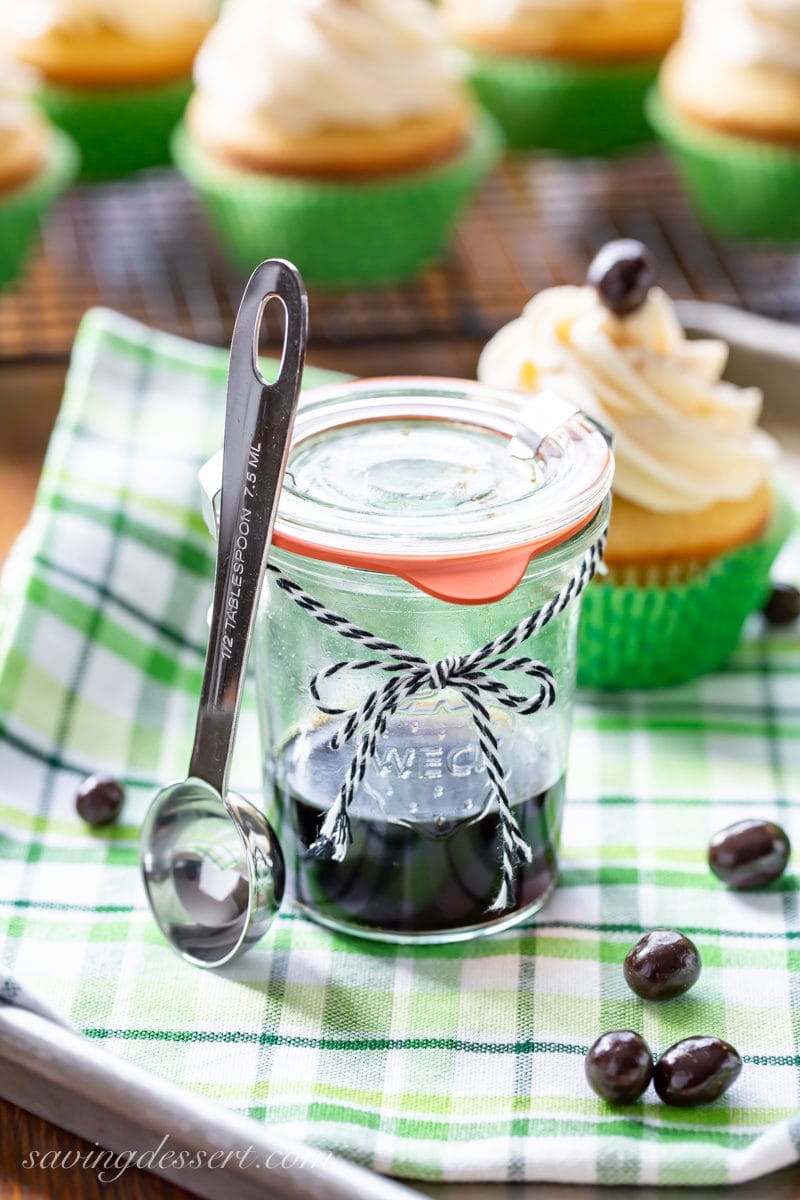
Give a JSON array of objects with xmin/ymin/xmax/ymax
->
[{"xmin": 269, "ymin": 721, "xmax": 565, "ymax": 936}]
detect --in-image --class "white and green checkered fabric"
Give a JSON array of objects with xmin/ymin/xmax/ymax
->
[{"xmin": 2, "ymin": 308, "xmax": 800, "ymax": 1188}]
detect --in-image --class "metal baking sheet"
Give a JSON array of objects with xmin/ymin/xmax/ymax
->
[{"xmin": 1, "ymin": 304, "xmax": 800, "ymax": 1199}]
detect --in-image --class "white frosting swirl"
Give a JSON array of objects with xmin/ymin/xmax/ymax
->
[
  {"xmin": 0, "ymin": 59, "xmax": 38, "ymax": 132},
  {"xmin": 0, "ymin": 0, "xmax": 216, "ymax": 41},
  {"xmin": 478, "ymin": 285, "xmax": 777, "ymax": 513},
  {"xmin": 682, "ymin": 0, "xmax": 800, "ymax": 75},
  {"xmin": 193, "ymin": 0, "xmax": 464, "ymax": 136}
]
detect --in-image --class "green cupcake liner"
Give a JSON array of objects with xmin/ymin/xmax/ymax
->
[
  {"xmin": 647, "ymin": 89, "xmax": 800, "ymax": 242},
  {"xmin": 578, "ymin": 494, "xmax": 796, "ymax": 691},
  {"xmin": 0, "ymin": 130, "xmax": 79, "ymax": 290},
  {"xmin": 38, "ymin": 76, "xmax": 193, "ymax": 181},
  {"xmin": 465, "ymin": 49, "xmax": 660, "ymax": 156},
  {"xmin": 171, "ymin": 114, "xmax": 502, "ymax": 289}
]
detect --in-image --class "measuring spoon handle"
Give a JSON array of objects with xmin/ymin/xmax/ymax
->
[{"xmin": 189, "ymin": 260, "xmax": 308, "ymax": 794}]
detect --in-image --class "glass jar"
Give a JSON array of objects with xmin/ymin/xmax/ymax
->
[{"xmin": 203, "ymin": 379, "xmax": 613, "ymax": 944}]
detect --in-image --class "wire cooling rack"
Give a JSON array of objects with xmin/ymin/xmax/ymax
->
[{"xmin": 1, "ymin": 148, "xmax": 799, "ymax": 363}]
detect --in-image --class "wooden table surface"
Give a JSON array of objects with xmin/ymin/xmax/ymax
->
[{"xmin": 0, "ymin": 1099, "xmax": 198, "ymax": 1200}]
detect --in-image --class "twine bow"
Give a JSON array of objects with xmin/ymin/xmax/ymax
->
[{"xmin": 268, "ymin": 534, "xmax": 605, "ymax": 913}]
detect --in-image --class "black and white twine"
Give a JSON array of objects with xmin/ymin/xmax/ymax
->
[{"xmin": 268, "ymin": 534, "xmax": 606, "ymax": 913}]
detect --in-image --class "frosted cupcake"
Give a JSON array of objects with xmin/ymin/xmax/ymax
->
[
  {"xmin": 2, "ymin": 0, "xmax": 216, "ymax": 180},
  {"xmin": 441, "ymin": 0, "xmax": 683, "ymax": 155},
  {"xmin": 173, "ymin": 0, "xmax": 500, "ymax": 287},
  {"xmin": 650, "ymin": 0, "xmax": 800, "ymax": 240},
  {"xmin": 478, "ymin": 240, "xmax": 790, "ymax": 689},
  {"xmin": 0, "ymin": 59, "xmax": 77, "ymax": 288}
]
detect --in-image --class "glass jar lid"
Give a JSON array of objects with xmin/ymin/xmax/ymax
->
[
  {"xmin": 272, "ymin": 378, "xmax": 612, "ymax": 603},
  {"xmin": 200, "ymin": 378, "xmax": 613, "ymax": 604}
]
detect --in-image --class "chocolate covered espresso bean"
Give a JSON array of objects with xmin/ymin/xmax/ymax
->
[
  {"xmin": 585, "ymin": 1031, "xmax": 653, "ymax": 1103},
  {"xmin": 763, "ymin": 583, "xmax": 800, "ymax": 627},
  {"xmin": 623, "ymin": 929, "xmax": 701, "ymax": 1001},
  {"xmin": 76, "ymin": 774, "xmax": 125, "ymax": 827},
  {"xmin": 709, "ymin": 819, "xmax": 790, "ymax": 890},
  {"xmin": 653, "ymin": 1037, "xmax": 742, "ymax": 1107},
  {"xmin": 587, "ymin": 239, "xmax": 656, "ymax": 317}
]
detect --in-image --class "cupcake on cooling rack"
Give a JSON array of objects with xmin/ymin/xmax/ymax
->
[
  {"xmin": 649, "ymin": 0, "xmax": 800, "ymax": 241},
  {"xmin": 2, "ymin": 0, "xmax": 216, "ymax": 180},
  {"xmin": 478, "ymin": 240, "xmax": 791, "ymax": 690},
  {"xmin": 440, "ymin": 0, "xmax": 683, "ymax": 155},
  {"xmin": 0, "ymin": 58, "xmax": 77, "ymax": 289},
  {"xmin": 172, "ymin": 0, "xmax": 500, "ymax": 288}
]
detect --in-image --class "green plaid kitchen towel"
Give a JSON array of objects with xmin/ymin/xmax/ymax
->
[{"xmin": 2, "ymin": 307, "xmax": 800, "ymax": 1188}]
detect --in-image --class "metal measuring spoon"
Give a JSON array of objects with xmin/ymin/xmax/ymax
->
[{"xmin": 140, "ymin": 259, "xmax": 308, "ymax": 968}]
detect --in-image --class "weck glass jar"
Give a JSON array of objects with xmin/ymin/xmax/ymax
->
[{"xmin": 203, "ymin": 379, "xmax": 613, "ymax": 944}]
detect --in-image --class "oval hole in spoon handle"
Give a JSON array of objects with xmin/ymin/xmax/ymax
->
[{"xmin": 140, "ymin": 260, "xmax": 308, "ymax": 968}]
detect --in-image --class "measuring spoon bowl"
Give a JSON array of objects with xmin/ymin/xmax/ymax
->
[{"xmin": 141, "ymin": 778, "xmax": 285, "ymax": 968}]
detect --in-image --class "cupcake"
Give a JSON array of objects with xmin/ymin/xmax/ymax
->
[
  {"xmin": 478, "ymin": 240, "xmax": 791, "ymax": 689},
  {"xmin": 2, "ymin": 0, "xmax": 216, "ymax": 180},
  {"xmin": 0, "ymin": 58, "xmax": 77, "ymax": 288},
  {"xmin": 172, "ymin": 0, "xmax": 500, "ymax": 288},
  {"xmin": 441, "ymin": 0, "xmax": 683, "ymax": 155},
  {"xmin": 650, "ymin": 0, "xmax": 800, "ymax": 241}
]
